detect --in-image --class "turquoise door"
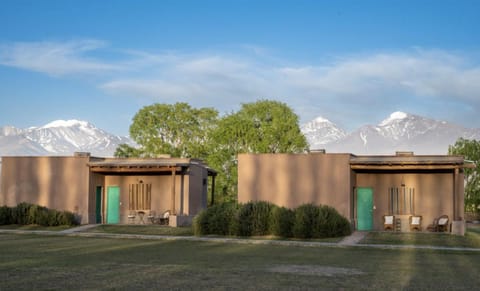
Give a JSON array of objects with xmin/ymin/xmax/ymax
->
[
  {"xmin": 106, "ymin": 186, "xmax": 120, "ymax": 224},
  {"xmin": 357, "ymin": 187, "xmax": 373, "ymax": 230}
]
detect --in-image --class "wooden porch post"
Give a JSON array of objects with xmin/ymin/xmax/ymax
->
[
  {"xmin": 453, "ymin": 168, "xmax": 459, "ymax": 220},
  {"xmin": 171, "ymin": 167, "xmax": 176, "ymax": 215}
]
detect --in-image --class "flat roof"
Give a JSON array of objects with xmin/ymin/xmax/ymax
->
[
  {"xmin": 88, "ymin": 158, "xmax": 217, "ymax": 175},
  {"xmin": 350, "ymin": 155, "xmax": 475, "ymax": 170}
]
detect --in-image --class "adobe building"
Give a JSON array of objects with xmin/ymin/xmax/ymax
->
[
  {"xmin": 238, "ymin": 151, "xmax": 475, "ymax": 235},
  {"xmin": 0, "ymin": 153, "xmax": 216, "ymax": 226}
]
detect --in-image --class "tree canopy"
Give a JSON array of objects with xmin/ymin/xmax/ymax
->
[
  {"xmin": 207, "ymin": 100, "xmax": 309, "ymax": 201},
  {"xmin": 115, "ymin": 100, "xmax": 308, "ymax": 203},
  {"xmin": 448, "ymin": 138, "xmax": 480, "ymax": 214},
  {"xmin": 115, "ymin": 102, "xmax": 218, "ymax": 159}
]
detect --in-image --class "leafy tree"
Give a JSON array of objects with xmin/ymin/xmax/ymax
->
[
  {"xmin": 114, "ymin": 143, "xmax": 143, "ymax": 158},
  {"xmin": 448, "ymin": 138, "xmax": 480, "ymax": 214},
  {"xmin": 115, "ymin": 103, "xmax": 218, "ymax": 158},
  {"xmin": 208, "ymin": 100, "xmax": 309, "ymax": 202},
  {"xmin": 115, "ymin": 100, "xmax": 308, "ymax": 204}
]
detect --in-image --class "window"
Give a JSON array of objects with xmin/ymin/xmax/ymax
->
[
  {"xmin": 129, "ymin": 183, "xmax": 152, "ymax": 210},
  {"xmin": 388, "ymin": 186, "xmax": 415, "ymax": 215}
]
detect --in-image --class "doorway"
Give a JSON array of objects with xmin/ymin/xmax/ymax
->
[
  {"xmin": 357, "ymin": 187, "xmax": 373, "ymax": 230},
  {"xmin": 106, "ymin": 186, "xmax": 120, "ymax": 224}
]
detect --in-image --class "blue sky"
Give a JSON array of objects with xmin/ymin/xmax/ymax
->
[{"xmin": 1, "ymin": 0, "xmax": 479, "ymax": 135}]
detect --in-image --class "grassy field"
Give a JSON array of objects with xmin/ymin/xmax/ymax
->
[
  {"xmin": 84, "ymin": 225, "xmax": 343, "ymax": 242},
  {"xmin": 86, "ymin": 224, "xmax": 195, "ymax": 236},
  {"xmin": 361, "ymin": 224, "xmax": 480, "ymax": 248},
  {"xmin": 1, "ymin": 232, "xmax": 479, "ymax": 290},
  {"xmin": 0, "ymin": 224, "xmax": 72, "ymax": 231}
]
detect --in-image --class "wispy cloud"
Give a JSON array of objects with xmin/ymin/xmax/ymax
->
[
  {"xmin": 1, "ymin": 39, "xmax": 479, "ymax": 128},
  {"xmin": 0, "ymin": 39, "xmax": 121, "ymax": 76}
]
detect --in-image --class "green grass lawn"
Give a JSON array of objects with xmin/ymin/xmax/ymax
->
[
  {"xmin": 1, "ymin": 233, "xmax": 479, "ymax": 290},
  {"xmin": 361, "ymin": 224, "xmax": 480, "ymax": 248},
  {"xmin": 0, "ymin": 224, "xmax": 72, "ymax": 231},
  {"xmin": 84, "ymin": 224, "xmax": 343, "ymax": 242},
  {"xmin": 86, "ymin": 224, "xmax": 195, "ymax": 236}
]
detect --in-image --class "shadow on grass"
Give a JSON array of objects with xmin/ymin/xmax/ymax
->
[
  {"xmin": 0, "ymin": 224, "xmax": 72, "ymax": 231},
  {"xmin": 360, "ymin": 225, "xmax": 480, "ymax": 248}
]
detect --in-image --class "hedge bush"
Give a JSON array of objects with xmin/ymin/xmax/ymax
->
[
  {"xmin": 292, "ymin": 203, "xmax": 352, "ymax": 238},
  {"xmin": 193, "ymin": 202, "xmax": 238, "ymax": 235},
  {"xmin": 194, "ymin": 201, "xmax": 351, "ymax": 239},
  {"xmin": 269, "ymin": 206, "xmax": 295, "ymax": 237},
  {"xmin": 292, "ymin": 203, "xmax": 320, "ymax": 238},
  {"xmin": 0, "ymin": 206, "xmax": 12, "ymax": 225},
  {"xmin": 236, "ymin": 201, "xmax": 273, "ymax": 236},
  {"xmin": 0, "ymin": 203, "xmax": 79, "ymax": 226}
]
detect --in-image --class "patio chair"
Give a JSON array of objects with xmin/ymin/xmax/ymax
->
[
  {"xmin": 383, "ymin": 215, "xmax": 395, "ymax": 231},
  {"xmin": 158, "ymin": 210, "xmax": 170, "ymax": 226},
  {"xmin": 147, "ymin": 210, "xmax": 156, "ymax": 224},
  {"xmin": 436, "ymin": 215, "xmax": 449, "ymax": 232},
  {"xmin": 427, "ymin": 215, "xmax": 449, "ymax": 232},
  {"xmin": 409, "ymin": 215, "xmax": 422, "ymax": 231},
  {"xmin": 127, "ymin": 210, "xmax": 136, "ymax": 224}
]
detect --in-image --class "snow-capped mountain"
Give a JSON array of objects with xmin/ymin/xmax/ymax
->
[
  {"xmin": 0, "ymin": 120, "xmax": 134, "ymax": 157},
  {"xmin": 300, "ymin": 116, "xmax": 346, "ymax": 148},
  {"xmin": 302, "ymin": 112, "xmax": 480, "ymax": 155}
]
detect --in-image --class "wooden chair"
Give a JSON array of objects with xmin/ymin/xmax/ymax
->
[
  {"xmin": 147, "ymin": 210, "xmax": 156, "ymax": 224},
  {"xmin": 427, "ymin": 215, "xmax": 449, "ymax": 232},
  {"xmin": 127, "ymin": 211, "xmax": 136, "ymax": 224},
  {"xmin": 409, "ymin": 215, "xmax": 422, "ymax": 231},
  {"xmin": 437, "ymin": 215, "xmax": 449, "ymax": 232},
  {"xmin": 383, "ymin": 215, "xmax": 395, "ymax": 231},
  {"xmin": 158, "ymin": 210, "xmax": 170, "ymax": 226}
]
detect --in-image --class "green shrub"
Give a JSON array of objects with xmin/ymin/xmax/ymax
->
[
  {"xmin": 0, "ymin": 206, "xmax": 12, "ymax": 225},
  {"xmin": 0, "ymin": 203, "xmax": 77, "ymax": 226},
  {"xmin": 293, "ymin": 204, "xmax": 351, "ymax": 239},
  {"xmin": 292, "ymin": 203, "xmax": 319, "ymax": 238},
  {"xmin": 193, "ymin": 203, "xmax": 238, "ymax": 235},
  {"xmin": 36, "ymin": 207, "xmax": 50, "ymax": 226},
  {"xmin": 235, "ymin": 201, "xmax": 274, "ymax": 236},
  {"xmin": 269, "ymin": 206, "xmax": 294, "ymax": 237},
  {"xmin": 315, "ymin": 205, "xmax": 352, "ymax": 238},
  {"xmin": 15, "ymin": 202, "xmax": 33, "ymax": 225},
  {"xmin": 193, "ymin": 209, "xmax": 209, "ymax": 235},
  {"xmin": 194, "ymin": 201, "xmax": 351, "ymax": 239}
]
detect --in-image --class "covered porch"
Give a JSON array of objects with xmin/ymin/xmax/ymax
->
[
  {"xmin": 351, "ymin": 154, "xmax": 475, "ymax": 235},
  {"xmin": 88, "ymin": 158, "xmax": 216, "ymax": 226}
]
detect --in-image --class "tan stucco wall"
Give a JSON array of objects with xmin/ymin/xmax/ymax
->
[
  {"xmin": 0, "ymin": 156, "xmax": 91, "ymax": 223},
  {"xmin": 238, "ymin": 153, "xmax": 353, "ymax": 220},
  {"xmin": 356, "ymin": 171, "xmax": 462, "ymax": 231}
]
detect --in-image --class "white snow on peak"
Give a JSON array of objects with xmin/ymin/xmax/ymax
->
[
  {"xmin": 313, "ymin": 116, "xmax": 331, "ymax": 123},
  {"xmin": 42, "ymin": 119, "xmax": 91, "ymax": 129},
  {"xmin": 379, "ymin": 111, "xmax": 408, "ymax": 126}
]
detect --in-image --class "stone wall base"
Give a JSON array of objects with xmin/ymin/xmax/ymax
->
[
  {"xmin": 451, "ymin": 220, "xmax": 465, "ymax": 236},
  {"xmin": 169, "ymin": 215, "xmax": 195, "ymax": 227}
]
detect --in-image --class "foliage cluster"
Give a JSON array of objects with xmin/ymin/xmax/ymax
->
[
  {"xmin": 0, "ymin": 202, "xmax": 79, "ymax": 226},
  {"xmin": 449, "ymin": 138, "xmax": 480, "ymax": 213},
  {"xmin": 115, "ymin": 100, "xmax": 309, "ymax": 203},
  {"xmin": 193, "ymin": 201, "xmax": 352, "ymax": 239}
]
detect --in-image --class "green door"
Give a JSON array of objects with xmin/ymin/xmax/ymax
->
[
  {"xmin": 95, "ymin": 186, "xmax": 102, "ymax": 224},
  {"xmin": 106, "ymin": 186, "xmax": 120, "ymax": 224},
  {"xmin": 357, "ymin": 187, "xmax": 373, "ymax": 230}
]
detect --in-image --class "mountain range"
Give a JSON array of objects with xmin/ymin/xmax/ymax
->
[
  {"xmin": 1, "ymin": 112, "xmax": 479, "ymax": 157},
  {"xmin": 301, "ymin": 111, "xmax": 480, "ymax": 155},
  {"xmin": 0, "ymin": 120, "xmax": 133, "ymax": 157}
]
